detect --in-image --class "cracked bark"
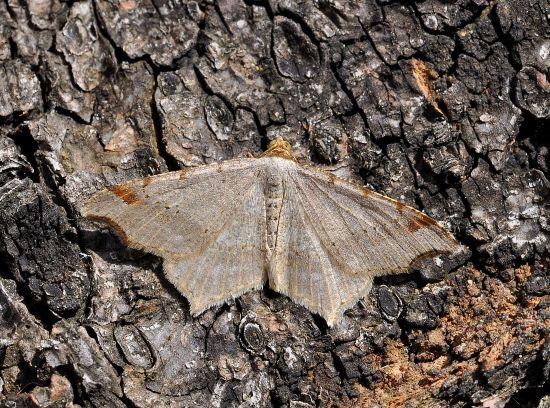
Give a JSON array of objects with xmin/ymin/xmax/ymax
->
[{"xmin": 1, "ymin": 0, "xmax": 549, "ymax": 407}]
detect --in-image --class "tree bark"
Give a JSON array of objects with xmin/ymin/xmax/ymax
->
[{"xmin": 1, "ymin": 0, "xmax": 549, "ymax": 407}]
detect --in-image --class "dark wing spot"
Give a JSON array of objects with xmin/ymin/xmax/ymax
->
[
  {"xmin": 409, "ymin": 249, "xmax": 446, "ymax": 266},
  {"xmin": 86, "ymin": 215, "xmax": 130, "ymax": 245},
  {"xmin": 328, "ymin": 173, "xmax": 336, "ymax": 185},
  {"xmin": 108, "ymin": 185, "xmax": 139, "ymax": 205},
  {"xmin": 408, "ymin": 211, "xmax": 438, "ymax": 232}
]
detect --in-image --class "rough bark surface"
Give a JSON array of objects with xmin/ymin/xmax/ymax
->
[{"xmin": 0, "ymin": 0, "xmax": 549, "ymax": 407}]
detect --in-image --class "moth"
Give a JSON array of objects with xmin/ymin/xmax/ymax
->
[{"xmin": 82, "ymin": 137, "xmax": 460, "ymax": 326}]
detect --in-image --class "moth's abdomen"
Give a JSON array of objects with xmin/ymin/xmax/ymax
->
[{"xmin": 264, "ymin": 172, "xmax": 285, "ymax": 254}]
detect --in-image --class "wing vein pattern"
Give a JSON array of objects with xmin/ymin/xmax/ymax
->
[
  {"xmin": 83, "ymin": 159, "xmax": 267, "ymax": 314},
  {"xmin": 83, "ymin": 152, "xmax": 460, "ymax": 326}
]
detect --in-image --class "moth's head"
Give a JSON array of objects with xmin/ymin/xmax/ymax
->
[{"xmin": 262, "ymin": 137, "xmax": 296, "ymax": 161}]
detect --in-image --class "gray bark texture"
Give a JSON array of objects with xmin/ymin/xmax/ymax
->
[{"xmin": 0, "ymin": 0, "xmax": 549, "ymax": 407}]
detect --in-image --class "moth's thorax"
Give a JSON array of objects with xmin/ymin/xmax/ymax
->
[
  {"xmin": 263, "ymin": 158, "xmax": 294, "ymax": 254},
  {"xmin": 261, "ymin": 137, "xmax": 295, "ymax": 161}
]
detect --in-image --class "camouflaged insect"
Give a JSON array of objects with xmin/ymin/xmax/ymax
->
[{"xmin": 82, "ymin": 138, "xmax": 460, "ymax": 326}]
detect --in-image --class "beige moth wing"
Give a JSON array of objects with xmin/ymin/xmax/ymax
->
[
  {"xmin": 83, "ymin": 137, "xmax": 461, "ymax": 327},
  {"xmin": 81, "ymin": 158, "xmax": 267, "ymax": 315},
  {"xmin": 268, "ymin": 174, "xmax": 375, "ymax": 326},
  {"xmin": 269, "ymin": 164, "xmax": 460, "ymax": 326}
]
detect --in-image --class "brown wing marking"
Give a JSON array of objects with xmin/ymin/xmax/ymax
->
[
  {"xmin": 407, "ymin": 211, "xmax": 439, "ymax": 232},
  {"xmin": 107, "ymin": 185, "xmax": 139, "ymax": 205}
]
